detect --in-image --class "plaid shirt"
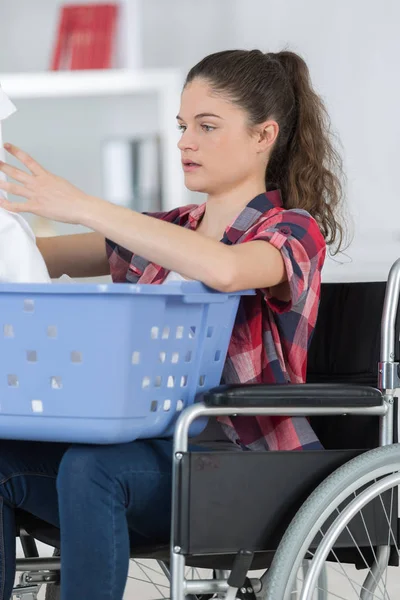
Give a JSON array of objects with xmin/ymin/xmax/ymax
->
[{"xmin": 106, "ymin": 191, "xmax": 326, "ymax": 451}]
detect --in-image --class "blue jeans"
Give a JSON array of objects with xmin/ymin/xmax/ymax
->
[{"xmin": 0, "ymin": 438, "xmax": 174, "ymax": 600}]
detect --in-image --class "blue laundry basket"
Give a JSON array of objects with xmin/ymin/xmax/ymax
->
[{"xmin": 0, "ymin": 281, "xmax": 252, "ymax": 444}]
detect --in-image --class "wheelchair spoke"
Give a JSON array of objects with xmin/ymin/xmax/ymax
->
[
  {"xmin": 301, "ymin": 551, "xmax": 364, "ymax": 599},
  {"xmin": 347, "ymin": 491, "xmax": 391, "ymax": 600},
  {"xmin": 303, "ymin": 490, "xmax": 398, "ymax": 600},
  {"xmin": 331, "ymin": 509, "xmax": 389, "ymax": 599},
  {"xmin": 157, "ymin": 560, "xmax": 171, "ymax": 579},
  {"xmin": 316, "ymin": 544, "xmax": 362, "ymax": 599},
  {"xmin": 327, "ymin": 548, "xmax": 387, "ymax": 599},
  {"xmin": 383, "ymin": 488, "xmax": 395, "ymax": 597},
  {"xmin": 365, "ymin": 476, "xmax": 400, "ymax": 597},
  {"xmin": 314, "ymin": 585, "xmax": 359, "ymax": 600},
  {"xmin": 129, "ymin": 560, "xmax": 170, "ymax": 598},
  {"xmin": 134, "ymin": 560, "xmax": 169, "ymax": 578},
  {"xmin": 356, "ymin": 498, "xmax": 379, "ymax": 565},
  {"xmin": 296, "ymin": 568, "xmax": 388, "ymax": 600},
  {"xmin": 338, "ymin": 528, "xmax": 389, "ymax": 599},
  {"xmin": 295, "ymin": 571, "xmax": 355, "ymax": 600},
  {"xmin": 377, "ymin": 485, "xmax": 400, "ymax": 556},
  {"xmin": 303, "ymin": 534, "xmax": 391, "ymax": 600},
  {"xmin": 126, "ymin": 574, "xmax": 170, "ymax": 589},
  {"xmin": 132, "ymin": 560, "xmax": 164, "ymax": 583}
]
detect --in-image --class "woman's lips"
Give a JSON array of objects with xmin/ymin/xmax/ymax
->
[{"xmin": 182, "ymin": 162, "xmax": 202, "ymax": 172}]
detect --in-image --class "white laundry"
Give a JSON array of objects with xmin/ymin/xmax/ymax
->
[{"xmin": 0, "ymin": 86, "xmax": 50, "ymax": 283}]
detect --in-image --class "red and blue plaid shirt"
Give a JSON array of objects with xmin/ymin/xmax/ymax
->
[{"xmin": 106, "ymin": 190, "xmax": 326, "ymax": 450}]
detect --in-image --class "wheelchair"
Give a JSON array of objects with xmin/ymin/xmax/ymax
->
[{"xmin": 11, "ymin": 257, "xmax": 400, "ymax": 600}]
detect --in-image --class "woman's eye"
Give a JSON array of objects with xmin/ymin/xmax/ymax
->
[{"xmin": 177, "ymin": 124, "xmax": 215, "ymax": 133}]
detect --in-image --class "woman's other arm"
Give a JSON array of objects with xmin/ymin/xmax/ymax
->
[{"xmin": 37, "ymin": 232, "xmax": 110, "ymax": 279}]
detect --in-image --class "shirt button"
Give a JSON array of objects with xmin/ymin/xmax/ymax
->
[{"xmin": 280, "ymin": 226, "xmax": 292, "ymax": 236}]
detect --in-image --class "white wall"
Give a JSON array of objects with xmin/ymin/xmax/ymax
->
[{"xmin": 1, "ymin": 0, "xmax": 399, "ymax": 280}]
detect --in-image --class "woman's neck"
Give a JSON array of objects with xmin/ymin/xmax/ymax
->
[{"xmin": 197, "ymin": 181, "xmax": 266, "ymax": 240}]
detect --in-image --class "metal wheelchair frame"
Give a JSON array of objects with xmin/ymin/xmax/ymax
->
[{"xmin": 170, "ymin": 258, "xmax": 400, "ymax": 599}]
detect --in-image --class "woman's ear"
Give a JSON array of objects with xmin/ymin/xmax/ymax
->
[{"xmin": 256, "ymin": 120, "xmax": 279, "ymax": 154}]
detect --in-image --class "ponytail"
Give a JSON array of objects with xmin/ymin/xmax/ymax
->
[{"xmin": 266, "ymin": 51, "xmax": 345, "ymax": 250}]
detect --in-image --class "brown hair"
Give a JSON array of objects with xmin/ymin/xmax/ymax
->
[{"xmin": 185, "ymin": 49, "xmax": 346, "ymax": 252}]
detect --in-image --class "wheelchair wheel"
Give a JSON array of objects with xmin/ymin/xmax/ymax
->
[
  {"xmin": 125, "ymin": 559, "xmax": 215, "ymax": 599},
  {"xmin": 264, "ymin": 444, "xmax": 400, "ymax": 600}
]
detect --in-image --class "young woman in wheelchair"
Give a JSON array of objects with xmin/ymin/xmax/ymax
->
[{"xmin": 0, "ymin": 49, "xmax": 344, "ymax": 599}]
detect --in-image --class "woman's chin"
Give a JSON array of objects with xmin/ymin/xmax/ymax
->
[{"xmin": 184, "ymin": 179, "xmax": 209, "ymax": 193}]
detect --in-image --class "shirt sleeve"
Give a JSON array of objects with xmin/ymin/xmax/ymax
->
[
  {"xmin": 105, "ymin": 237, "xmax": 135, "ymax": 283},
  {"xmin": 251, "ymin": 209, "xmax": 326, "ymax": 313}
]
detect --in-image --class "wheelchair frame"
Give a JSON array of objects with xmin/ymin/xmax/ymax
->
[
  {"xmin": 170, "ymin": 258, "xmax": 400, "ymax": 599},
  {"xmin": 12, "ymin": 258, "xmax": 400, "ymax": 600}
]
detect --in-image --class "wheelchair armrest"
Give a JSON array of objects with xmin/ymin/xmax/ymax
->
[{"xmin": 204, "ymin": 383, "xmax": 383, "ymax": 408}]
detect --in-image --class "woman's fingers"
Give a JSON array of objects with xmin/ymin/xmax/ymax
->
[
  {"xmin": 0, "ymin": 143, "xmax": 94, "ymax": 224},
  {"xmin": 0, "ymin": 197, "xmax": 32, "ymax": 213},
  {"xmin": 0, "ymin": 178, "xmax": 34, "ymax": 200},
  {"xmin": 0, "ymin": 161, "xmax": 32, "ymax": 185},
  {"xmin": 4, "ymin": 143, "xmax": 46, "ymax": 177}
]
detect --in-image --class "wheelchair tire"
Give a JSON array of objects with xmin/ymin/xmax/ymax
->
[
  {"xmin": 263, "ymin": 443, "xmax": 400, "ymax": 600},
  {"xmin": 44, "ymin": 549, "xmax": 60, "ymax": 600}
]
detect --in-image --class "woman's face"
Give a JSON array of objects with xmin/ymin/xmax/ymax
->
[{"xmin": 177, "ymin": 78, "xmax": 268, "ymax": 195}]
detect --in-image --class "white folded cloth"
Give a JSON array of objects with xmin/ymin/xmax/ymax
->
[
  {"xmin": 0, "ymin": 85, "xmax": 51, "ymax": 283},
  {"xmin": 0, "ymin": 207, "xmax": 51, "ymax": 283}
]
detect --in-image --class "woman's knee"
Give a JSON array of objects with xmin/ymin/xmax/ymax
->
[
  {"xmin": 56, "ymin": 445, "xmax": 120, "ymax": 498},
  {"xmin": 58, "ymin": 445, "xmax": 101, "ymax": 483}
]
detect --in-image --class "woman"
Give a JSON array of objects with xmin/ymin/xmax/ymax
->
[{"xmin": 0, "ymin": 49, "xmax": 344, "ymax": 599}]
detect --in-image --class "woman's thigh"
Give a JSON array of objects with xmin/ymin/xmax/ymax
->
[
  {"xmin": 0, "ymin": 438, "xmax": 174, "ymax": 542},
  {"xmin": 57, "ymin": 439, "xmax": 174, "ymax": 541}
]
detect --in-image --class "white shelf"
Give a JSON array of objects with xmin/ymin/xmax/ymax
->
[{"xmin": 0, "ymin": 68, "xmax": 182, "ymax": 99}]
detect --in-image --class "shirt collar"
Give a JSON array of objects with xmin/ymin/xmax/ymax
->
[{"xmin": 187, "ymin": 189, "xmax": 283, "ymax": 243}]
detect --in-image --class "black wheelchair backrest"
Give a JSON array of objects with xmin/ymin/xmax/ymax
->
[{"xmin": 307, "ymin": 281, "xmax": 400, "ymax": 449}]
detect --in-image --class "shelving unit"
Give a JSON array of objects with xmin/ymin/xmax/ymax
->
[{"xmin": 0, "ymin": 68, "xmax": 185, "ymax": 212}]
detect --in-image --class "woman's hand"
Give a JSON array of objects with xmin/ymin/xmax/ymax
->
[{"xmin": 0, "ymin": 143, "xmax": 101, "ymax": 225}]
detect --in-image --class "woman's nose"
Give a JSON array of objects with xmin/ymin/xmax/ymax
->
[{"xmin": 177, "ymin": 129, "xmax": 199, "ymax": 152}]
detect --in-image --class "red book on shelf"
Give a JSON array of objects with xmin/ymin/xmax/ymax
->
[
  {"xmin": 90, "ymin": 4, "xmax": 104, "ymax": 69},
  {"xmin": 102, "ymin": 4, "xmax": 118, "ymax": 69},
  {"xmin": 91, "ymin": 4, "xmax": 118, "ymax": 69},
  {"xmin": 50, "ymin": 3, "xmax": 119, "ymax": 71},
  {"xmin": 69, "ymin": 6, "xmax": 89, "ymax": 70},
  {"xmin": 50, "ymin": 6, "xmax": 72, "ymax": 70}
]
